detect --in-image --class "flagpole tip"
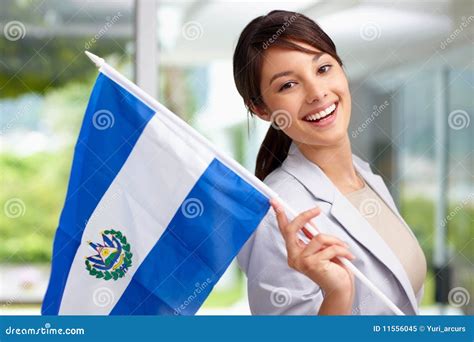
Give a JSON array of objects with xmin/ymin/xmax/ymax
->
[{"xmin": 85, "ymin": 51, "xmax": 104, "ymax": 68}]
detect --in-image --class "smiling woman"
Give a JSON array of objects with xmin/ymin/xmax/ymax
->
[
  {"xmin": 233, "ymin": 10, "xmax": 345, "ymax": 181},
  {"xmin": 233, "ymin": 10, "xmax": 427, "ymax": 316}
]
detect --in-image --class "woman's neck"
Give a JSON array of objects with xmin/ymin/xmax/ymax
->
[{"xmin": 298, "ymin": 135, "xmax": 364, "ymax": 194}]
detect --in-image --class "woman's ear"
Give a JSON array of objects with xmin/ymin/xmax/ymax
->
[{"xmin": 249, "ymin": 102, "xmax": 271, "ymax": 122}]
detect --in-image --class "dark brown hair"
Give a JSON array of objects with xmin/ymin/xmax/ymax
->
[{"xmin": 233, "ymin": 10, "xmax": 343, "ymax": 180}]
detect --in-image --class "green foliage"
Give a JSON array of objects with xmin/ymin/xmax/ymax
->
[
  {"xmin": 0, "ymin": 35, "xmax": 129, "ymax": 98},
  {"xmin": 41, "ymin": 78, "xmax": 94, "ymax": 136},
  {"xmin": 0, "ymin": 0, "xmax": 133, "ymax": 99},
  {"xmin": 0, "ymin": 149, "xmax": 72, "ymax": 263},
  {"xmin": 401, "ymin": 196, "xmax": 474, "ymax": 266},
  {"xmin": 203, "ymin": 272, "xmax": 244, "ymax": 308},
  {"xmin": 1, "ymin": 155, "xmax": 472, "ymax": 270}
]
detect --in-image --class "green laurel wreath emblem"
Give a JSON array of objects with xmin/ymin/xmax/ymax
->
[{"xmin": 85, "ymin": 229, "xmax": 133, "ymax": 281}]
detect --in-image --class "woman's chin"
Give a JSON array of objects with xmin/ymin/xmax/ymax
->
[{"xmin": 299, "ymin": 124, "xmax": 347, "ymax": 146}]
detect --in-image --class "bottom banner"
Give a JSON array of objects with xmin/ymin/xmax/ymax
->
[{"xmin": 0, "ymin": 315, "xmax": 472, "ymax": 342}]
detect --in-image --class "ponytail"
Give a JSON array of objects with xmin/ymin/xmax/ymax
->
[{"xmin": 255, "ymin": 126, "xmax": 292, "ymax": 181}]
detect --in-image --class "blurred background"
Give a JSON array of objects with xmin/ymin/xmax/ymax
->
[{"xmin": 0, "ymin": 0, "xmax": 472, "ymax": 315}]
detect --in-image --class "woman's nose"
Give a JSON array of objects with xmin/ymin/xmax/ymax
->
[{"xmin": 305, "ymin": 82, "xmax": 328, "ymax": 104}]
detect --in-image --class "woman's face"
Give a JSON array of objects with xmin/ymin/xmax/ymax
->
[{"xmin": 256, "ymin": 41, "xmax": 351, "ymax": 149}]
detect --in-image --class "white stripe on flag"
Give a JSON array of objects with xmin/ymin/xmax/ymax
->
[{"xmin": 59, "ymin": 114, "xmax": 214, "ymax": 314}]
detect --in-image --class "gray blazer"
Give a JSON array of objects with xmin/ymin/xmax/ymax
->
[{"xmin": 237, "ymin": 143, "xmax": 424, "ymax": 315}]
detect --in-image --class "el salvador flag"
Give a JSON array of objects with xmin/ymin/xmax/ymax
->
[{"xmin": 41, "ymin": 63, "xmax": 270, "ymax": 315}]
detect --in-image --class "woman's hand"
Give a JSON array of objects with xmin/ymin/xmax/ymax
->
[{"xmin": 270, "ymin": 199, "xmax": 355, "ymax": 300}]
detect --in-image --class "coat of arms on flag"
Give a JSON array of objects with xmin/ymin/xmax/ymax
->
[
  {"xmin": 41, "ymin": 52, "xmax": 271, "ymax": 315},
  {"xmin": 85, "ymin": 230, "xmax": 133, "ymax": 281},
  {"xmin": 41, "ymin": 51, "xmax": 403, "ymax": 316}
]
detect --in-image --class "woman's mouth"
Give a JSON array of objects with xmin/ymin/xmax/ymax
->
[{"xmin": 302, "ymin": 102, "xmax": 338, "ymax": 127}]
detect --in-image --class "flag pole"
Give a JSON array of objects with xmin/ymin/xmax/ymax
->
[{"xmin": 84, "ymin": 51, "xmax": 405, "ymax": 315}]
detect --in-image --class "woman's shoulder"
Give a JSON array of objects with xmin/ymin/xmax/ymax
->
[
  {"xmin": 263, "ymin": 164, "xmax": 331, "ymax": 213},
  {"xmin": 263, "ymin": 166, "xmax": 306, "ymax": 196}
]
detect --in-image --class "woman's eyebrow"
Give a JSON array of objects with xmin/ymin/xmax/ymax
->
[{"xmin": 268, "ymin": 52, "xmax": 326, "ymax": 86}]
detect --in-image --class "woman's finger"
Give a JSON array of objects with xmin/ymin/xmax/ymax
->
[
  {"xmin": 285, "ymin": 207, "xmax": 321, "ymax": 258},
  {"xmin": 285, "ymin": 207, "xmax": 321, "ymax": 237},
  {"xmin": 271, "ymin": 200, "xmax": 321, "ymax": 257},
  {"xmin": 270, "ymin": 199, "xmax": 300, "ymax": 253},
  {"xmin": 270, "ymin": 199, "xmax": 289, "ymax": 229},
  {"xmin": 300, "ymin": 233, "xmax": 348, "ymax": 258},
  {"xmin": 314, "ymin": 245, "xmax": 356, "ymax": 262},
  {"xmin": 285, "ymin": 207, "xmax": 320, "ymax": 250}
]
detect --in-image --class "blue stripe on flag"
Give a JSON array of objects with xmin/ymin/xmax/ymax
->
[
  {"xmin": 42, "ymin": 73, "xmax": 155, "ymax": 314},
  {"xmin": 111, "ymin": 158, "xmax": 270, "ymax": 315}
]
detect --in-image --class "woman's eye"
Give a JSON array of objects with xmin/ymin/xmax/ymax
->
[
  {"xmin": 318, "ymin": 64, "xmax": 331, "ymax": 74},
  {"xmin": 279, "ymin": 82, "xmax": 296, "ymax": 92}
]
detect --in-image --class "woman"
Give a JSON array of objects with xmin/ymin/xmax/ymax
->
[{"xmin": 233, "ymin": 10, "xmax": 427, "ymax": 315}]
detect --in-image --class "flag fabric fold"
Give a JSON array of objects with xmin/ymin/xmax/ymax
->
[{"xmin": 42, "ymin": 71, "xmax": 270, "ymax": 315}]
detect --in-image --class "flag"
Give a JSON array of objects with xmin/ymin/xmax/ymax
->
[{"xmin": 41, "ymin": 68, "xmax": 270, "ymax": 315}]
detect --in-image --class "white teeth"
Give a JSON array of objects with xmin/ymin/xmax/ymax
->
[{"xmin": 304, "ymin": 103, "xmax": 337, "ymax": 121}]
